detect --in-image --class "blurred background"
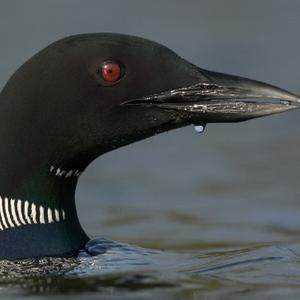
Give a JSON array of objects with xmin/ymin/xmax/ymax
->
[{"xmin": 1, "ymin": 0, "xmax": 300, "ymax": 250}]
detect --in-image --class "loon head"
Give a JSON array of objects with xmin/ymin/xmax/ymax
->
[{"xmin": 0, "ymin": 33, "xmax": 299, "ymax": 260}]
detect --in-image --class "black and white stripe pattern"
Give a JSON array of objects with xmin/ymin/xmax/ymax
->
[
  {"xmin": 0, "ymin": 196, "xmax": 66, "ymax": 231},
  {"xmin": 49, "ymin": 165, "xmax": 81, "ymax": 178}
]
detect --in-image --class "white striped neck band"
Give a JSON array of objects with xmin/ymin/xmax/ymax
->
[
  {"xmin": 49, "ymin": 165, "xmax": 81, "ymax": 178},
  {"xmin": 0, "ymin": 196, "xmax": 66, "ymax": 231}
]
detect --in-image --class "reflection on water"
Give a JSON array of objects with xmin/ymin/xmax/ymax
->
[{"xmin": 0, "ymin": 239, "xmax": 300, "ymax": 299}]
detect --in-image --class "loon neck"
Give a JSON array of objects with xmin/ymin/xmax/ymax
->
[{"xmin": 0, "ymin": 162, "xmax": 89, "ymax": 260}]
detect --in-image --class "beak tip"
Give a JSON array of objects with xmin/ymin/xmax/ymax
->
[{"xmin": 284, "ymin": 93, "xmax": 300, "ymax": 106}]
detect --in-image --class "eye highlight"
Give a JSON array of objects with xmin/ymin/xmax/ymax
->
[{"xmin": 100, "ymin": 61, "xmax": 121, "ymax": 83}]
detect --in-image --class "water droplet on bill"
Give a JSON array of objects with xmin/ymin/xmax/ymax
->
[{"xmin": 194, "ymin": 124, "xmax": 206, "ymax": 134}]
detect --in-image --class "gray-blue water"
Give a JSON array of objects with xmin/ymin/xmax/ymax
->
[{"xmin": 1, "ymin": 1, "xmax": 300, "ymax": 299}]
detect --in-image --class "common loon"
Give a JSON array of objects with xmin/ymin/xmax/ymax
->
[{"xmin": 0, "ymin": 33, "xmax": 299, "ymax": 260}]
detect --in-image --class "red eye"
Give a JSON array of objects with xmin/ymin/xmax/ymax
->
[{"xmin": 101, "ymin": 62, "xmax": 121, "ymax": 82}]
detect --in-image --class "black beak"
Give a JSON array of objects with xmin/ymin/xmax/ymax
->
[{"xmin": 123, "ymin": 68, "xmax": 300, "ymax": 123}]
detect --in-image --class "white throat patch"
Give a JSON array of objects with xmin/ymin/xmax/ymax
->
[
  {"xmin": 0, "ymin": 196, "xmax": 66, "ymax": 231},
  {"xmin": 49, "ymin": 166, "xmax": 81, "ymax": 178}
]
